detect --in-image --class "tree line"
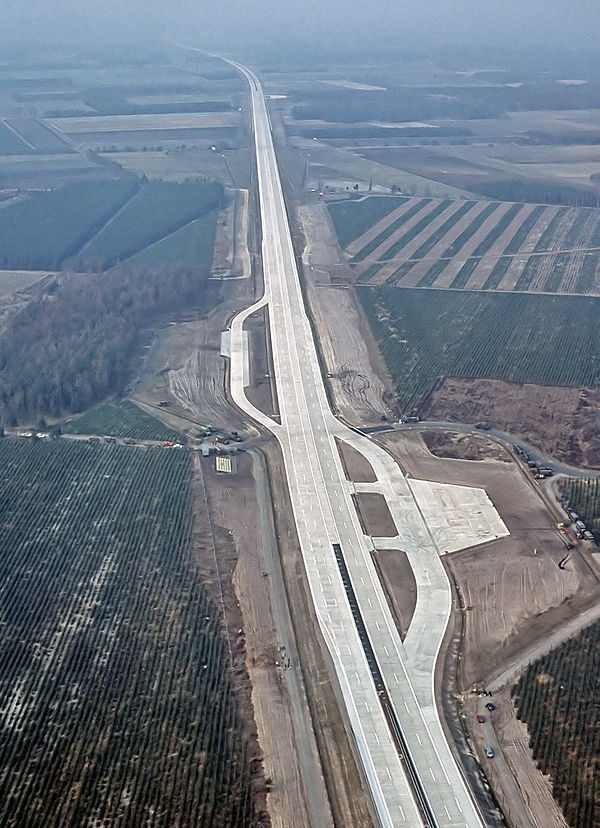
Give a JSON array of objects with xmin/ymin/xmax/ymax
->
[{"xmin": 0, "ymin": 264, "xmax": 215, "ymax": 424}]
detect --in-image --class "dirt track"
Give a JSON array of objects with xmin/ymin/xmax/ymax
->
[
  {"xmin": 464, "ymin": 688, "xmax": 568, "ymax": 828},
  {"xmin": 424, "ymin": 378, "xmax": 600, "ymax": 469},
  {"xmin": 200, "ymin": 450, "xmax": 328, "ymax": 828}
]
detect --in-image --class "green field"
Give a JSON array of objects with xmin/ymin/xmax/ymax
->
[
  {"xmin": 327, "ymin": 196, "xmax": 406, "ymax": 248},
  {"xmin": 0, "ymin": 439, "xmax": 259, "ymax": 825},
  {"xmin": 78, "ymin": 179, "xmax": 222, "ymax": 269},
  {"xmin": 63, "ymin": 399, "xmax": 182, "ymax": 441},
  {"xmin": 558, "ymin": 477, "xmax": 600, "ymax": 542},
  {"xmin": 7, "ymin": 117, "xmax": 74, "ymax": 153},
  {"xmin": 358, "ymin": 287, "xmax": 600, "ymax": 410},
  {"xmin": 0, "ymin": 121, "xmax": 33, "ymax": 155},
  {"xmin": 512, "ymin": 621, "xmax": 600, "ymax": 828},
  {"xmin": 126, "ymin": 208, "xmax": 219, "ymax": 269},
  {"xmin": 0, "ymin": 180, "xmax": 138, "ymax": 269}
]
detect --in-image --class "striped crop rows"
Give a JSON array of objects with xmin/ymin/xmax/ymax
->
[
  {"xmin": 336, "ymin": 196, "xmax": 600, "ymax": 295},
  {"xmin": 358, "ymin": 286, "xmax": 600, "ymax": 410},
  {"xmin": 512, "ymin": 621, "xmax": 600, "ymax": 828},
  {"xmin": 0, "ymin": 440, "xmax": 260, "ymax": 827}
]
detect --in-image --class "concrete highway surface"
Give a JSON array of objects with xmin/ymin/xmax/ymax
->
[{"xmin": 227, "ymin": 59, "xmax": 492, "ymax": 828}]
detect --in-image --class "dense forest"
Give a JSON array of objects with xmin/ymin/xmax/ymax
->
[{"xmin": 0, "ymin": 264, "xmax": 214, "ymax": 423}]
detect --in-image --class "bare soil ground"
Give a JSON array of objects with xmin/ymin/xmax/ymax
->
[
  {"xmin": 133, "ymin": 304, "xmax": 246, "ymax": 436},
  {"xmin": 244, "ymin": 305, "xmax": 279, "ymax": 421},
  {"xmin": 353, "ymin": 492, "xmax": 397, "ymax": 537},
  {"xmin": 0, "ymin": 271, "xmax": 57, "ymax": 334},
  {"xmin": 376, "ymin": 430, "xmax": 600, "ymax": 687},
  {"xmin": 424, "ymin": 378, "xmax": 600, "ymax": 469},
  {"xmin": 190, "ymin": 454, "xmax": 269, "ymax": 823},
  {"xmin": 0, "ymin": 269, "xmax": 50, "ymax": 297},
  {"xmin": 289, "ymin": 140, "xmax": 470, "ymax": 198},
  {"xmin": 261, "ymin": 442, "xmax": 375, "ymax": 828},
  {"xmin": 199, "ymin": 450, "xmax": 319, "ymax": 828},
  {"xmin": 373, "ymin": 549, "xmax": 417, "ymax": 638},
  {"xmin": 356, "ymin": 147, "xmax": 502, "ymax": 192},
  {"xmin": 296, "ymin": 200, "xmax": 398, "ymax": 425},
  {"xmin": 422, "ymin": 430, "xmax": 511, "ymax": 463},
  {"xmin": 464, "ymin": 688, "xmax": 568, "ymax": 828},
  {"xmin": 336, "ymin": 437, "xmax": 377, "ymax": 482},
  {"xmin": 211, "ymin": 192, "xmax": 235, "ymax": 274}
]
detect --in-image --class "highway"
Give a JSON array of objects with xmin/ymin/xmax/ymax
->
[{"xmin": 227, "ymin": 59, "xmax": 488, "ymax": 828}]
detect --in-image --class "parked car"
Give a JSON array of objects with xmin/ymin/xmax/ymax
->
[
  {"xmin": 485, "ymin": 702, "xmax": 496, "ymax": 712},
  {"xmin": 476, "ymin": 714, "xmax": 485, "ymax": 723},
  {"xmin": 485, "ymin": 747, "xmax": 495, "ymax": 758}
]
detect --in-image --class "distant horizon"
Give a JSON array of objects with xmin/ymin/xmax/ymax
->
[{"xmin": 1, "ymin": 0, "xmax": 598, "ymax": 54}]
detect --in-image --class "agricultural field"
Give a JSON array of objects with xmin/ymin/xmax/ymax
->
[
  {"xmin": 126, "ymin": 208, "xmax": 220, "ymax": 269},
  {"xmin": 77, "ymin": 179, "xmax": 222, "ymax": 269},
  {"xmin": 358, "ymin": 286, "xmax": 600, "ymax": 411},
  {"xmin": 66, "ymin": 127, "xmax": 239, "ymax": 151},
  {"xmin": 558, "ymin": 477, "xmax": 600, "ymax": 541},
  {"xmin": 333, "ymin": 195, "xmax": 600, "ymax": 295},
  {"xmin": 0, "ymin": 179, "xmax": 138, "ymax": 270},
  {"xmin": 512, "ymin": 621, "xmax": 600, "ymax": 828},
  {"xmin": 49, "ymin": 112, "xmax": 241, "ymax": 133},
  {"xmin": 0, "ymin": 270, "xmax": 49, "ymax": 298},
  {"xmin": 0, "ymin": 154, "xmax": 111, "ymax": 189},
  {"xmin": 328, "ymin": 196, "xmax": 407, "ymax": 248},
  {"xmin": 6, "ymin": 117, "xmax": 74, "ymax": 153},
  {"xmin": 63, "ymin": 399, "xmax": 183, "ymax": 441},
  {"xmin": 99, "ymin": 148, "xmax": 253, "ymax": 188},
  {"xmin": 353, "ymin": 142, "xmax": 600, "ymax": 206},
  {"xmin": 0, "ymin": 439, "xmax": 264, "ymax": 826},
  {"xmin": 301, "ymin": 142, "xmax": 470, "ymax": 198},
  {"xmin": 0, "ymin": 121, "xmax": 33, "ymax": 155}
]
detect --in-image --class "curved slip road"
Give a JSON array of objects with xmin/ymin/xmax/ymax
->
[{"xmin": 227, "ymin": 58, "xmax": 488, "ymax": 828}]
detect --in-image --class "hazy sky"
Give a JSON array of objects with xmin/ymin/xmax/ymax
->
[{"xmin": 2, "ymin": 0, "xmax": 599, "ymax": 51}]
